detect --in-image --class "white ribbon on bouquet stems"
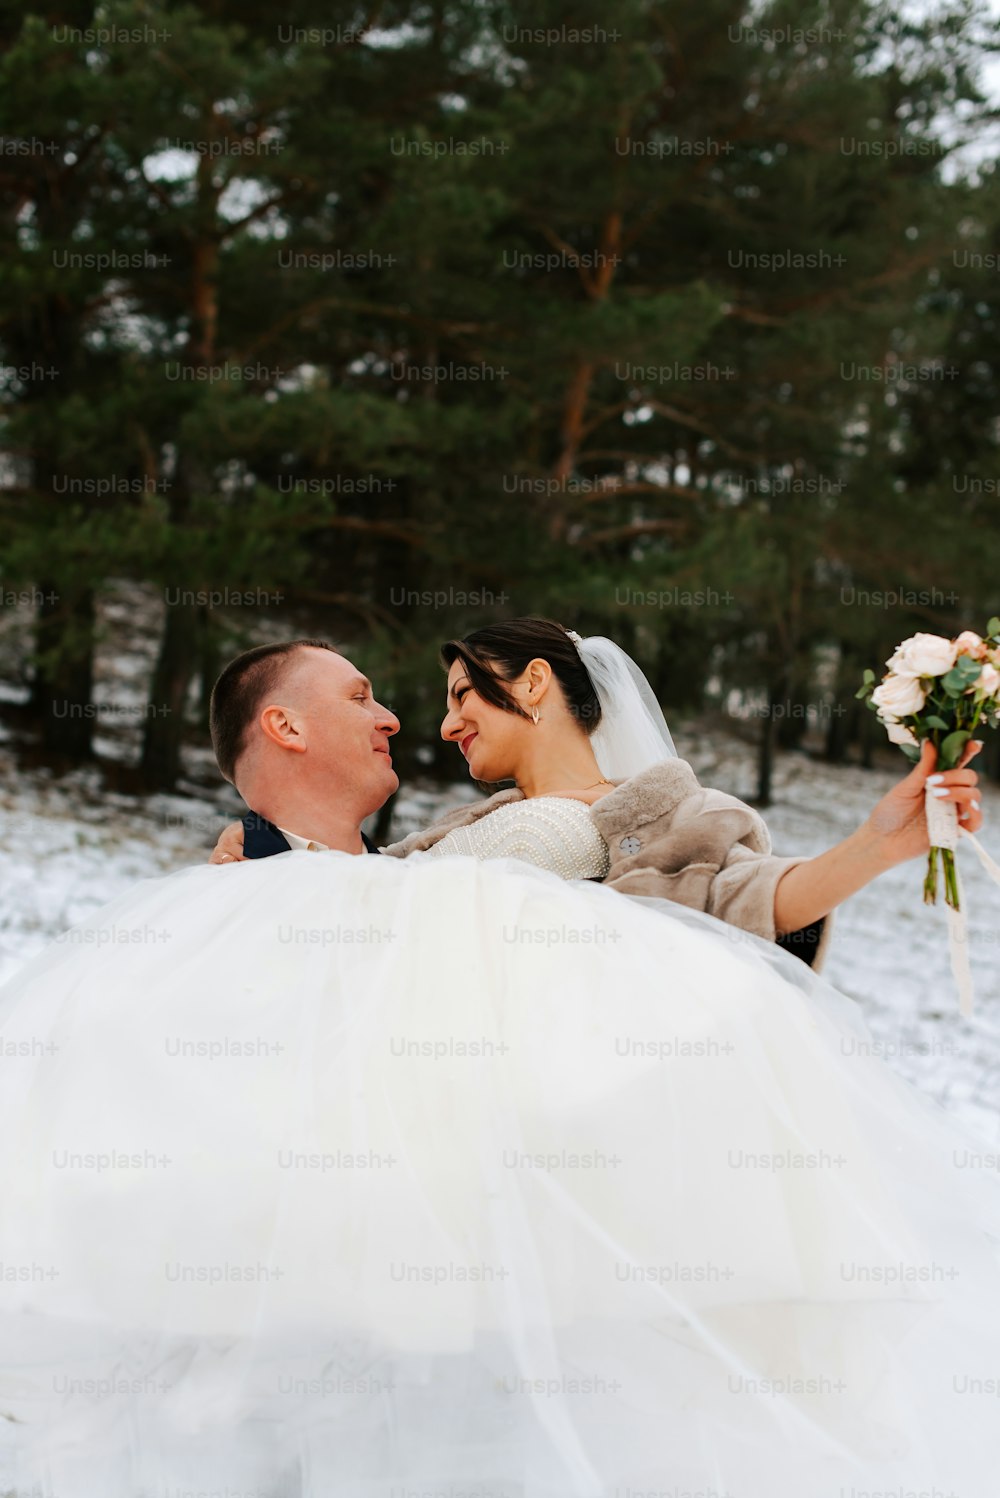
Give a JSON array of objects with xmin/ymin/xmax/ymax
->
[{"xmin": 924, "ymin": 789, "xmax": 1000, "ymax": 1017}]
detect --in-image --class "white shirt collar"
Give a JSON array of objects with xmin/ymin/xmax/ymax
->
[{"xmin": 276, "ymin": 826, "xmax": 329, "ymax": 853}]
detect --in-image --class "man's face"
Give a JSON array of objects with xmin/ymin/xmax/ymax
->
[{"xmin": 273, "ymin": 648, "xmax": 400, "ymax": 804}]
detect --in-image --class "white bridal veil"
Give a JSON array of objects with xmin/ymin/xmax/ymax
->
[{"xmin": 567, "ymin": 631, "xmax": 677, "ymax": 782}]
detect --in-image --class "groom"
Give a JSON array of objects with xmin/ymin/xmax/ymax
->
[{"xmin": 209, "ymin": 638, "xmax": 400, "ymax": 858}]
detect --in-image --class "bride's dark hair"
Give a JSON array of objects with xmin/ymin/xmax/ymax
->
[{"xmin": 440, "ymin": 617, "xmax": 602, "ymax": 731}]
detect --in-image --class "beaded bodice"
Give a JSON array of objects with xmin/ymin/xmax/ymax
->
[{"xmin": 427, "ymin": 796, "xmax": 611, "ymax": 881}]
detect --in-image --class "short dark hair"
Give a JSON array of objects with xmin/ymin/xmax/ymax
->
[
  {"xmin": 440, "ymin": 617, "xmax": 601, "ymax": 732},
  {"xmin": 209, "ymin": 638, "xmax": 338, "ymax": 783}
]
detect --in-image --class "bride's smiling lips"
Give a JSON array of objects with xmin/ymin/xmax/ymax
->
[{"xmin": 460, "ymin": 732, "xmax": 478, "ymax": 758}]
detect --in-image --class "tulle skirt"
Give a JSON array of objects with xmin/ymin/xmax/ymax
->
[{"xmin": 0, "ymin": 848, "xmax": 998, "ymax": 1497}]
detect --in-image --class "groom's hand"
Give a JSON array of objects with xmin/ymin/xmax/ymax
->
[
  {"xmin": 209, "ymin": 822, "xmax": 247, "ymax": 864},
  {"xmin": 863, "ymin": 739, "xmax": 984, "ymax": 868}
]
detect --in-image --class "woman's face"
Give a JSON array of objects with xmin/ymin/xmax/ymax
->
[{"xmin": 440, "ymin": 657, "xmax": 531, "ymax": 782}]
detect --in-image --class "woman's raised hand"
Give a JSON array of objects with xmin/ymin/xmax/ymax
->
[{"xmin": 864, "ymin": 738, "xmax": 984, "ymax": 866}]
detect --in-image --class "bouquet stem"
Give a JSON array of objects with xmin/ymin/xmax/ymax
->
[
  {"xmin": 924, "ymin": 843, "xmax": 961, "ymax": 909},
  {"xmin": 923, "ymin": 845, "xmax": 939, "ymax": 905},
  {"xmin": 924, "ymin": 789, "xmax": 962, "ymax": 910}
]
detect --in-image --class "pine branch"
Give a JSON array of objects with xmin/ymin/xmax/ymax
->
[
  {"xmin": 567, "ymin": 480, "xmax": 701, "ymax": 505},
  {"xmin": 580, "ymin": 518, "xmax": 687, "ymax": 546}
]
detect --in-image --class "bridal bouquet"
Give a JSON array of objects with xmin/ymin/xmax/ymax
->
[{"xmin": 857, "ymin": 622, "xmax": 1000, "ymax": 1014}]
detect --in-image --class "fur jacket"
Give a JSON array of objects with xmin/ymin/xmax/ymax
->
[{"xmin": 382, "ymin": 758, "xmax": 831, "ymax": 969}]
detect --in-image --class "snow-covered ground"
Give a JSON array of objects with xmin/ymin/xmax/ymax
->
[{"xmin": 1, "ymin": 720, "xmax": 998, "ymax": 1145}]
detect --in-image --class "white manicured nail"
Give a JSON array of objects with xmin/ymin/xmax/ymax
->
[
  {"xmin": 930, "ymin": 787, "xmax": 950, "ymax": 798},
  {"xmin": 927, "ymin": 773, "xmax": 944, "ymax": 785},
  {"xmin": 973, "ymin": 799, "xmax": 981, "ymax": 811}
]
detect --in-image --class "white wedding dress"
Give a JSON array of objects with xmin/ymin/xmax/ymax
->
[{"xmin": 1, "ymin": 796, "xmax": 999, "ymax": 1498}]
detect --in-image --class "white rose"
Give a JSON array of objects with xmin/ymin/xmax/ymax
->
[
  {"xmin": 955, "ymin": 630, "xmax": 987, "ymax": 661},
  {"xmin": 975, "ymin": 662, "xmax": 1000, "ymax": 697},
  {"xmin": 883, "ymin": 719, "xmax": 920, "ymax": 748},
  {"xmin": 887, "ymin": 632, "xmax": 958, "ymax": 678},
  {"xmin": 872, "ymin": 673, "xmax": 927, "ymax": 717}
]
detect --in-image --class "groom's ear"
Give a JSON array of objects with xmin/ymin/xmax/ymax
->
[{"xmin": 259, "ymin": 703, "xmax": 307, "ymax": 754}]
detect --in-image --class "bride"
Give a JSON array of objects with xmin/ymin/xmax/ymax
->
[{"xmin": 0, "ymin": 622, "xmax": 997, "ymax": 1498}]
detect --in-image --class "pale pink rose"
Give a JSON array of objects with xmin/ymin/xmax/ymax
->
[
  {"xmin": 955, "ymin": 630, "xmax": 988, "ymax": 661},
  {"xmin": 872, "ymin": 673, "xmax": 927, "ymax": 717},
  {"xmin": 887, "ymin": 633, "xmax": 958, "ymax": 677},
  {"xmin": 975, "ymin": 662, "xmax": 1000, "ymax": 697},
  {"xmin": 883, "ymin": 719, "xmax": 920, "ymax": 748}
]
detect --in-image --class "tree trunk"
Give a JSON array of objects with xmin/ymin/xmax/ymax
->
[
  {"xmin": 23, "ymin": 162, "xmax": 94, "ymax": 761},
  {"xmin": 756, "ymin": 680, "xmax": 781, "ymax": 806},
  {"xmin": 196, "ymin": 623, "xmax": 223, "ymax": 730},
  {"xmin": 548, "ymin": 209, "xmax": 622, "ymax": 543},
  {"xmin": 31, "ymin": 586, "xmax": 96, "ymax": 760},
  {"xmin": 824, "ymin": 695, "xmax": 853, "ymax": 763},
  {"xmin": 776, "ymin": 675, "xmax": 809, "ymax": 751},
  {"xmin": 137, "ymin": 139, "xmax": 222, "ymax": 792},
  {"xmin": 139, "ymin": 601, "xmax": 202, "ymax": 789},
  {"xmin": 824, "ymin": 648, "xmax": 855, "ymax": 763}
]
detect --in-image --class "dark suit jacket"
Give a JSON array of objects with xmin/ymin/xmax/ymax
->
[{"xmin": 242, "ymin": 811, "xmax": 381, "ymax": 859}]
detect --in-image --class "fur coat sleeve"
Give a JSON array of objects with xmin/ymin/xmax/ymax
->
[{"xmin": 589, "ymin": 759, "xmax": 832, "ymax": 968}]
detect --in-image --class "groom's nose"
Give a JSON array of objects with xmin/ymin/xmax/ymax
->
[{"xmin": 374, "ymin": 700, "xmax": 400, "ymax": 736}]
